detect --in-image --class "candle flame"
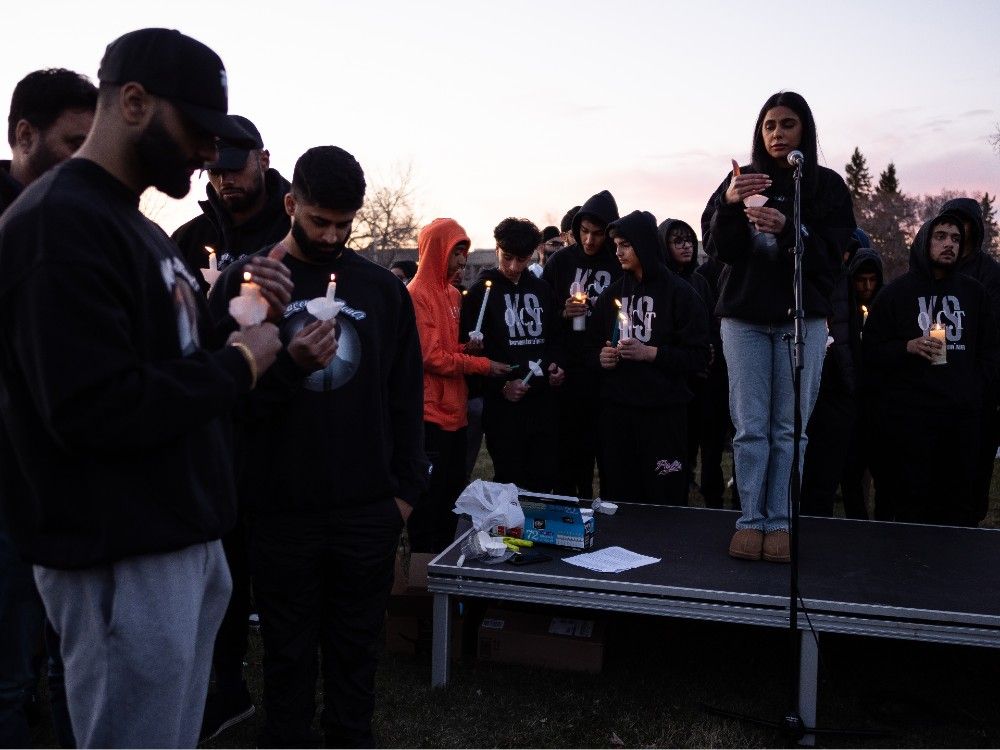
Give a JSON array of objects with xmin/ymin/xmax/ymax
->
[
  {"xmin": 330, "ymin": 273, "xmax": 336, "ymax": 282},
  {"xmin": 205, "ymin": 245, "xmax": 215, "ymax": 255},
  {"xmin": 614, "ymin": 298, "xmax": 622, "ymax": 309},
  {"xmin": 861, "ymin": 305, "xmax": 868, "ymax": 314},
  {"xmin": 462, "ymin": 290, "xmax": 468, "ymax": 296},
  {"xmin": 485, "ymin": 280, "xmax": 492, "ymax": 288},
  {"xmin": 243, "ymin": 271, "xmax": 252, "ymax": 282}
]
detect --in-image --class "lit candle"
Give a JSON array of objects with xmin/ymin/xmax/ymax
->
[
  {"xmin": 569, "ymin": 281, "xmax": 587, "ymax": 332},
  {"xmin": 241, "ymin": 271, "xmax": 261, "ymax": 297},
  {"xmin": 326, "ymin": 273, "xmax": 337, "ymax": 302},
  {"xmin": 611, "ymin": 299, "xmax": 624, "ymax": 346},
  {"xmin": 206, "ymin": 245, "xmax": 218, "ymax": 272},
  {"xmin": 929, "ymin": 321, "xmax": 947, "ymax": 365},
  {"xmin": 473, "ymin": 280, "xmax": 492, "ymax": 335},
  {"xmin": 861, "ymin": 305, "xmax": 868, "ymax": 327}
]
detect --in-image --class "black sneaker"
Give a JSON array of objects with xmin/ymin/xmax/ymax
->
[{"xmin": 199, "ymin": 689, "xmax": 256, "ymax": 745}]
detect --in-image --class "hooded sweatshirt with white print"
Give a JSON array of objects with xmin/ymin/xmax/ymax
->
[
  {"xmin": 863, "ymin": 210, "xmax": 1000, "ymax": 417},
  {"xmin": 589, "ymin": 210, "xmax": 711, "ymax": 407}
]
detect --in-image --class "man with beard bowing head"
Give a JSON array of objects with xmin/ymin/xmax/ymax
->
[
  {"xmin": 0, "ymin": 29, "xmax": 284, "ymax": 748},
  {"xmin": 210, "ymin": 146, "xmax": 427, "ymax": 748}
]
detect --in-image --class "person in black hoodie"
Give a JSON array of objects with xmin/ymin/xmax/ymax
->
[
  {"xmin": 172, "ymin": 114, "xmax": 291, "ymax": 280},
  {"xmin": 701, "ymin": 91, "xmax": 856, "ymax": 562},
  {"xmin": 657, "ymin": 218, "xmax": 723, "ymax": 507},
  {"xmin": 941, "ymin": 198, "xmax": 1000, "ymax": 523},
  {"xmin": 462, "ymin": 218, "xmax": 565, "ymax": 491},
  {"xmin": 209, "ymin": 146, "xmax": 426, "ymax": 747},
  {"xmin": 591, "ymin": 211, "xmax": 710, "ymax": 505},
  {"xmin": 840, "ymin": 236, "xmax": 884, "ymax": 519},
  {"xmin": 543, "ymin": 190, "xmax": 621, "ymax": 497},
  {"xmin": 864, "ymin": 211, "xmax": 999, "ymax": 526},
  {"xmin": 0, "ymin": 29, "xmax": 284, "ymax": 748}
]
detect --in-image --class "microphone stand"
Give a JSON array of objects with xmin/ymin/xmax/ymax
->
[
  {"xmin": 782, "ymin": 154, "xmax": 807, "ymax": 740},
  {"xmin": 703, "ymin": 158, "xmax": 888, "ymax": 745}
]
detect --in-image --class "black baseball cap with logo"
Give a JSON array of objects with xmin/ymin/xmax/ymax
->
[
  {"xmin": 204, "ymin": 115, "xmax": 264, "ymax": 171},
  {"xmin": 97, "ymin": 28, "xmax": 255, "ymax": 146}
]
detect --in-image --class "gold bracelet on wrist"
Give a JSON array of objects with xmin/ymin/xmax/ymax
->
[{"xmin": 229, "ymin": 341, "xmax": 258, "ymax": 389}]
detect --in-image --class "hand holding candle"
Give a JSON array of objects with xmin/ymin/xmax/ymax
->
[
  {"xmin": 229, "ymin": 271, "xmax": 269, "ymax": 327},
  {"xmin": 929, "ymin": 321, "xmax": 947, "ymax": 365}
]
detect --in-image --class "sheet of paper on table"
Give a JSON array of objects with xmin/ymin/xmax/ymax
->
[{"xmin": 562, "ymin": 546, "xmax": 660, "ymax": 574}]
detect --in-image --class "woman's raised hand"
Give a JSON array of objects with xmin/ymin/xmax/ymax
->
[{"xmin": 723, "ymin": 158, "xmax": 772, "ymax": 205}]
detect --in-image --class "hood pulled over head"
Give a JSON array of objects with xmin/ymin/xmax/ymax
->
[{"xmin": 413, "ymin": 217, "xmax": 470, "ymax": 288}]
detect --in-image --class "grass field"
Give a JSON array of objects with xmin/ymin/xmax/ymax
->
[{"xmin": 29, "ymin": 452, "xmax": 1000, "ymax": 748}]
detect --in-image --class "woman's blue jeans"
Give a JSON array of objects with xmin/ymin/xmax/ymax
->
[{"xmin": 721, "ymin": 317, "xmax": 827, "ymax": 532}]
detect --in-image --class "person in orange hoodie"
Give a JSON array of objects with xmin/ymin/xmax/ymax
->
[{"xmin": 407, "ymin": 218, "xmax": 511, "ymax": 551}]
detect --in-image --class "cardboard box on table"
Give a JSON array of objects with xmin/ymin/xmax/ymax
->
[
  {"xmin": 477, "ymin": 606, "xmax": 606, "ymax": 673},
  {"xmin": 385, "ymin": 551, "xmax": 465, "ymax": 657}
]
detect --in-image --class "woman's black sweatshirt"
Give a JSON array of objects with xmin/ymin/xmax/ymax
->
[{"xmin": 701, "ymin": 164, "xmax": 856, "ymax": 323}]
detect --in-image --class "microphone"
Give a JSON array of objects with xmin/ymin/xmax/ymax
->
[{"xmin": 787, "ymin": 150, "xmax": 805, "ymax": 166}]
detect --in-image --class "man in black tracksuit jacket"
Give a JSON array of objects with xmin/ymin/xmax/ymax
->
[
  {"xmin": 542, "ymin": 190, "xmax": 621, "ymax": 497},
  {"xmin": 864, "ymin": 210, "xmax": 1000, "ymax": 525},
  {"xmin": 941, "ymin": 198, "xmax": 1000, "ymax": 522},
  {"xmin": 171, "ymin": 115, "xmax": 291, "ymax": 280},
  {"xmin": 209, "ymin": 146, "xmax": 426, "ymax": 748},
  {"xmin": 590, "ymin": 210, "xmax": 710, "ymax": 505},
  {"xmin": 462, "ymin": 218, "xmax": 565, "ymax": 492}
]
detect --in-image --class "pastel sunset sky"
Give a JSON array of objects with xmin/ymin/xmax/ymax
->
[{"xmin": 3, "ymin": 0, "xmax": 998, "ymax": 248}]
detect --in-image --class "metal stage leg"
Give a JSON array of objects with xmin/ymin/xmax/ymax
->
[
  {"xmin": 431, "ymin": 592, "xmax": 452, "ymax": 688},
  {"xmin": 798, "ymin": 630, "xmax": 818, "ymax": 746}
]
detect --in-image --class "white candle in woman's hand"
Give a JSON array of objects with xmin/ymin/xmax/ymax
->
[
  {"xmin": 206, "ymin": 246, "xmax": 218, "ymax": 272},
  {"xmin": 473, "ymin": 280, "xmax": 492, "ymax": 334},
  {"xmin": 326, "ymin": 273, "xmax": 337, "ymax": 302}
]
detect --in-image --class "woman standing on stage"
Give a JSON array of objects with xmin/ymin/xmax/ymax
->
[{"xmin": 701, "ymin": 91, "xmax": 856, "ymax": 562}]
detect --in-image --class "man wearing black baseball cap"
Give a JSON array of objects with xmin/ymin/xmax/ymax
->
[
  {"xmin": 172, "ymin": 113, "xmax": 292, "ymax": 283},
  {"xmin": 0, "ymin": 28, "xmax": 290, "ymax": 748}
]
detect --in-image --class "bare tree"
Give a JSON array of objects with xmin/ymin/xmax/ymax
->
[{"xmin": 349, "ymin": 162, "xmax": 420, "ymax": 268}]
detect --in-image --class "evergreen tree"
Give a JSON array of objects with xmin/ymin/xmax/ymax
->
[
  {"xmin": 981, "ymin": 192, "xmax": 999, "ymax": 256},
  {"xmin": 844, "ymin": 147, "xmax": 873, "ymax": 199},
  {"xmin": 876, "ymin": 162, "xmax": 900, "ymax": 195}
]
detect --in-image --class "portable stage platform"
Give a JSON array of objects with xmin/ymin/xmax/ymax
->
[{"xmin": 427, "ymin": 504, "xmax": 1000, "ymax": 744}]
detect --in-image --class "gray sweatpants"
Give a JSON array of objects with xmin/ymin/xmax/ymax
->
[{"xmin": 34, "ymin": 541, "xmax": 231, "ymax": 748}]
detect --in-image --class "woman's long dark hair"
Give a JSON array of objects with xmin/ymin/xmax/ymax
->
[{"xmin": 750, "ymin": 91, "xmax": 818, "ymax": 191}]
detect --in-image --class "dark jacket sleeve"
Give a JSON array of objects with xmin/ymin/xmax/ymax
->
[
  {"xmin": 652, "ymin": 282, "xmax": 711, "ymax": 376},
  {"xmin": 7, "ymin": 215, "xmax": 250, "ymax": 455},
  {"xmin": 586, "ymin": 290, "xmax": 615, "ymax": 371},
  {"xmin": 389, "ymin": 290, "xmax": 430, "ymax": 507},
  {"xmin": 704, "ymin": 176, "xmax": 754, "ymax": 265},
  {"xmin": 543, "ymin": 280, "xmax": 567, "ymax": 372}
]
